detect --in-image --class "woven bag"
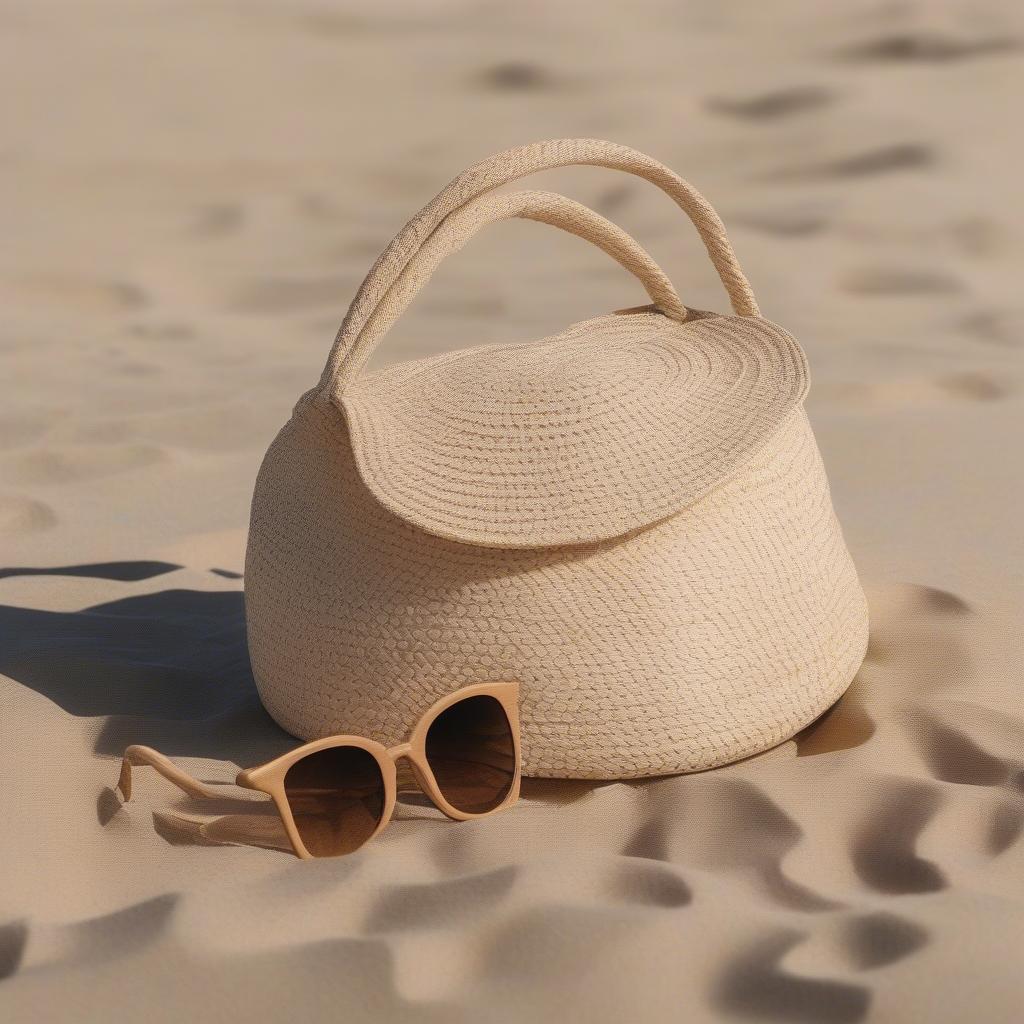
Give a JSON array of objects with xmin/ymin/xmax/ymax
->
[{"xmin": 245, "ymin": 139, "xmax": 869, "ymax": 779}]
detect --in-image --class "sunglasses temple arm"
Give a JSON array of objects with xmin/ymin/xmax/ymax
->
[{"xmin": 117, "ymin": 745, "xmax": 224, "ymax": 802}]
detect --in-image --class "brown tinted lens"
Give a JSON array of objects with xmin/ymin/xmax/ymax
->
[
  {"xmin": 283, "ymin": 745, "xmax": 385, "ymax": 857},
  {"xmin": 425, "ymin": 694, "xmax": 516, "ymax": 814}
]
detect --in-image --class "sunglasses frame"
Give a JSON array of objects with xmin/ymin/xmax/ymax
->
[{"xmin": 118, "ymin": 681, "xmax": 520, "ymax": 859}]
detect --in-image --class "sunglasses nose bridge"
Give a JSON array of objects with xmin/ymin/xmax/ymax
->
[{"xmin": 386, "ymin": 742, "xmax": 413, "ymax": 762}]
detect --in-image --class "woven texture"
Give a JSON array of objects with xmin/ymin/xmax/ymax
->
[
  {"xmin": 246, "ymin": 390, "xmax": 868, "ymax": 778},
  {"xmin": 342, "ymin": 311, "xmax": 808, "ymax": 548},
  {"xmin": 245, "ymin": 138, "xmax": 869, "ymax": 779}
]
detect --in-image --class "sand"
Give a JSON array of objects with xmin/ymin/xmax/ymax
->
[{"xmin": 1, "ymin": 1, "xmax": 1022, "ymax": 1021}]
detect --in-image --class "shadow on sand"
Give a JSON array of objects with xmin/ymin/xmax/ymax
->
[{"xmin": 0, "ymin": 561, "xmax": 288, "ymax": 764}]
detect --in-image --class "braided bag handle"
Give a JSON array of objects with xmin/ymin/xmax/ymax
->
[
  {"xmin": 327, "ymin": 189, "xmax": 688, "ymax": 392},
  {"xmin": 321, "ymin": 138, "xmax": 759, "ymax": 392}
]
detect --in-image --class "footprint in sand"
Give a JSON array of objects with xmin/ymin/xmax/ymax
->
[
  {"xmin": 714, "ymin": 911, "xmax": 940, "ymax": 1020},
  {"xmin": 712, "ymin": 900, "xmax": 931, "ymax": 1018},
  {"xmin": 0, "ymin": 494, "xmax": 57, "ymax": 534},
  {"xmin": 732, "ymin": 206, "xmax": 833, "ymax": 237},
  {"xmin": 192, "ymin": 202, "xmax": 245, "ymax": 238},
  {"xmin": 753, "ymin": 913, "xmax": 929, "ymax": 983},
  {"xmin": 839, "ymin": 912, "xmax": 929, "ymax": 970},
  {"xmin": 835, "ymin": 31, "xmax": 1020, "ymax": 64},
  {"xmin": 948, "ymin": 216, "xmax": 1010, "ymax": 258},
  {"xmin": 479, "ymin": 905, "xmax": 636, "ymax": 987},
  {"xmin": 365, "ymin": 866, "xmax": 518, "ymax": 932},
  {"xmin": 127, "ymin": 321, "xmax": 197, "ymax": 341},
  {"xmin": 610, "ymin": 861, "xmax": 691, "ymax": 909},
  {"xmin": 905, "ymin": 711, "xmax": 1013, "ymax": 788},
  {"xmin": 827, "ymin": 580, "xmax": 1022, "ymax": 894},
  {"xmin": 623, "ymin": 777, "xmax": 840, "ymax": 911},
  {"xmin": 705, "ymin": 85, "xmax": 836, "ymax": 120},
  {"xmin": 840, "ymin": 266, "xmax": 964, "ymax": 297},
  {"xmin": 3, "ymin": 444, "xmax": 168, "ymax": 485},
  {"xmin": 474, "ymin": 61, "xmax": 561, "ymax": 92},
  {"xmin": 765, "ymin": 143, "xmax": 935, "ymax": 182},
  {"xmin": 853, "ymin": 582, "xmax": 975, "ymax": 705},
  {"xmin": 592, "ymin": 182, "xmax": 635, "ymax": 217},
  {"xmin": 113, "ymin": 404, "xmax": 276, "ymax": 452},
  {"xmin": 902, "ymin": 701, "xmax": 1024, "ymax": 858},
  {"xmin": 816, "ymin": 372, "xmax": 1011, "ymax": 409},
  {"xmin": 5, "ymin": 272, "xmax": 149, "ymax": 314},
  {"xmin": 988, "ymin": 799, "xmax": 1024, "ymax": 856},
  {"xmin": 229, "ymin": 275, "xmax": 347, "ymax": 314},
  {"xmin": 0, "ymin": 413, "xmax": 52, "ymax": 450},
  {"xmin": 851, "ymin": 779, "xmax": 947, "ymax": 895},
  {"xmin": 295, "ymin": 192, "xmax": 344, "ymax": 221},
  {"xmin": 0, "ymin": 920, "xmax": 28, "ymax": 980},
  {"xmin": 958, "ymin": 308, "xmax": 1024, "ymax": 348},
  {"xmin": 1, "ymin": 894, "xmax": 178, "ymax": 980},
  {"xmin": 713, "ymin": 929, "xmax": 870, "ymax": 1023},
  {"xmin": 837, "ymin": 581, "xmax": 1024, "ymax": 876}
]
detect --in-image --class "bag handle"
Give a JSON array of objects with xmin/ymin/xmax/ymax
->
[
  {"xmin": 320, "ymin": 138, "xmax": 759, "ymax": 392},
  {"xmin": 325, "ymin": 189, "xmax": 689, "ymax": 392}
]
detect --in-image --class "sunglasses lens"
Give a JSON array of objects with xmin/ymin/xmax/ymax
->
[
  {"xmin": 425, "ymin": 694, "xmax": 516, "ymax": 814},
  {"xmin": 283, "ymin": 745, "xmax": 385, "ymax": 857}
]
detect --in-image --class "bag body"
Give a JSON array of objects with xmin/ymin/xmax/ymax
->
[{"xmin": 245, "ymin": 139, "xmax": 869, "ymax": 779}]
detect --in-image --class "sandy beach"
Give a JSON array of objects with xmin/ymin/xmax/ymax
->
[{"xmin": 2, "ymin": 1, "xmax": 1022, "ymax": 1020}]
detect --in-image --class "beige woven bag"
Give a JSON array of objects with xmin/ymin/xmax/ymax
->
[{"xmin": 245, "ymin": 139, "xmax": 869, "ymax": 780}]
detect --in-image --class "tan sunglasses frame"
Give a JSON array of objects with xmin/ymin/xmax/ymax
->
[{"xmin": 117, "ymin": 681, "xmax": 521, "ymax": 859}]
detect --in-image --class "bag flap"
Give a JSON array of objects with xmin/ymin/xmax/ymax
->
[{"xmin": 334, "ymin": 309, "xmax": 809, "ymax": 548}]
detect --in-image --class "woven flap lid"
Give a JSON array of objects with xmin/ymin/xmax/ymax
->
[{"xmin": 336, "ymin": 309, "xmax": 809, "ymax": 548}]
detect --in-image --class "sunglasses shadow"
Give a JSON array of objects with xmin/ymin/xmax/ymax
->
[
  {"xmin": 99, "ymin": 782, "xmax": 291, "ymax": 855},
  {"xmin": 101, "ymin": 781, "xmax": 455, "ymax": 857},
  {"xmin": 154, "ymin": 808, "xmax": 294, "ymax": 855}
]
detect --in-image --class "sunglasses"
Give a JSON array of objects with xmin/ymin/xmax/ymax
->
[{"xmin": 116, "ymin": 681, "xmax": 520, "ymax": 859}]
